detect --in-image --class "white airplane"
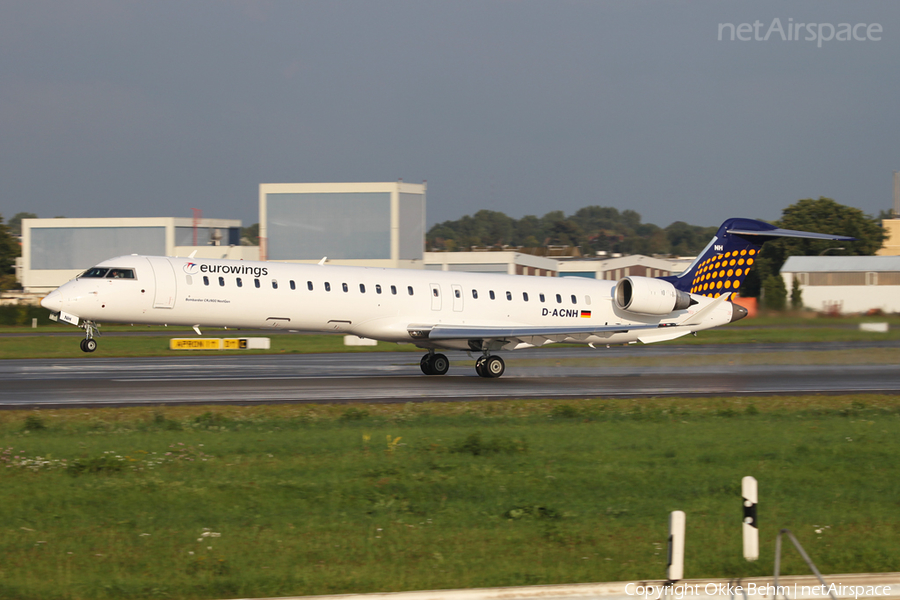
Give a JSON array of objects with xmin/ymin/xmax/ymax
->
[{"xmin": 41, "ymin": 218, "xmax": 853, "ymax": 378}]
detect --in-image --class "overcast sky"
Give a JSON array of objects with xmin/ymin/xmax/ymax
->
[{"xmin": 1, "ymin": 1, "xmax": 898, "ymax": 230}]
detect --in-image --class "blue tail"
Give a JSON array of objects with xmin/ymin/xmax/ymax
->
[{"xmin": 660, "ymin": 218, "xmax": 854, "ymax": 298}]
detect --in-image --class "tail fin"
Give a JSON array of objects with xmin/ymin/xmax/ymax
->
[{"xmin": 660, "ymin": 218, "xmax": 854, "ymax": 298}]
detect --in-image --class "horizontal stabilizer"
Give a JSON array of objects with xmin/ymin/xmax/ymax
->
[
  {"xmin": 679, "ymin": 292, "xmax": 731, "ymax": 326},
  {"xmin": 727, "ymin": 226, "xmax": 855, "ymax": 241}
]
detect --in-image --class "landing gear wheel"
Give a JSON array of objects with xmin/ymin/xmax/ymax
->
[
  {"xmin": 474, "ymin": 356, "xmax": 486, "ymax": 377},
  {"xmin": 484, "ymin": 355, "xmax": 504, "ymax": 378},
  {"xmin": 420, "ymin": 354, "xmax": 434, "ymax": 375},
  {"xmin": 431, "ymin": 353, "xmax": 450, "ymax": 375},
  {"xmin": 81, "ymin": 338, "xmax": 97, "ymax": 353}
]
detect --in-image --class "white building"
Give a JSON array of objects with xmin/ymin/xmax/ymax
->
[
  {"xmin": 424, "ymin": 251, "xmax": 559, "ymax": 276},
  {"xmin": 781, "ymin": 255, "xmax": 900, "ymax": 314},
  {"xmin": 556, "ymin": 255, "xmax": 688, "ymax": 280},
  {"xmin": 259, "ymin": 181, "xmax": 426, "ymax": 269},
  {"xmin": 424, "ymin": 251, "xmax": 688, "ymax": 281},
  {"xmin": 21, "ymin": 217, "xmax": 252, "ymax": 294}
]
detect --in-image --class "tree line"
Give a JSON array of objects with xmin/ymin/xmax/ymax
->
[{"xmin": 427, "ymin": 207, "xmax": 718, "ymax": 257}]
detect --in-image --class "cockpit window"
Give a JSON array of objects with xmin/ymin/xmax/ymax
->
[
  {"xmin": 80, "ymin": 268, "xmax": 109, "ymax": 278},
  {"xmin": 79, "ymin": 267, "xmax": 135, "ymax": 279}
]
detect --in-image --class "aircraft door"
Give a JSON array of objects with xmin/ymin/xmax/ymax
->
[
  {"xmin": 451, "ymin": 284, "xmax": 463, "ymax": 312},
  {"xmin": 145, "ymin": 257, "xmax": 177, "ymax": 308},
  {"xmin": 430, "ymin": 283, "xmax": 442, "ymax": 311}
]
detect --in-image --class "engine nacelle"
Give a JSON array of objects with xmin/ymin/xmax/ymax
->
[{"xmin": 614, "ymin": 276, "xmax": 693, "ymax": 315}]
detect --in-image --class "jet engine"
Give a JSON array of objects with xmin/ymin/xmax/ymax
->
[{"xmin": 614, "ymin": 276, "xmax": 693, "ymax": 315}]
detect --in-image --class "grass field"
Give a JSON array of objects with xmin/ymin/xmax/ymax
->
[{"xmin": 1, "ymin": 396, "xmax": 899, "ymax": 600}]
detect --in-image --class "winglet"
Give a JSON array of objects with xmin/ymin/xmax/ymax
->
[
  {"xmin": 188, "ymin": 250, "xmax": 198, "ymax": 259},
  {"xmin": 679, "ymin": 293, "xmax": 731, "ymax": 326},
  {"xmin": 318, "ymin": 257, "xmax": 327, "ymax": 266}
]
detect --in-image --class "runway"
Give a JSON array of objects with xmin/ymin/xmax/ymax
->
[{"xmin": 2, "ymin": 341, "xmax": 899, "ymax": 408}]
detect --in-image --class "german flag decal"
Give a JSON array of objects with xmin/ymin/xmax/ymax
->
[{"xmin": 580, "ymin": 310, "xmax": 591, "ymax": 318}]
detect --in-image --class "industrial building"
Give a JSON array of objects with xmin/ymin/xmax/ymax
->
[
  {"xmin": 781, "ymin": 255, "xmax": 900, "ymax": 314},
  {"xmin": 259, "ymin": 181, "xmax": 426, "ymax": 268},
  {"xmin": 20, "ymin": 217, "xmax": 251, "ymax": 294},
  {"xmin": 423, "ymin": 251, "xmax": 688, "ymax": 281},
  {"xmin": 424, "ymin": 251, "xmax": 559, "ymax": 276},
  {"xmin": 16, "ymin": 180, "xmax": 427, "ymax": 295}
]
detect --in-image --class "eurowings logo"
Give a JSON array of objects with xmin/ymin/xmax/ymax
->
[{"xmin": 182, "ymin": 261, "xmax": 269, "ymax": 277}]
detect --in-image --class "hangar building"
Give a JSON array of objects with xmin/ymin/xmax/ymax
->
[
  {"xmin": 259, "ymin": 181, "xmax": 426, "ymax": 268},
  {"xmin": 781, "ymin": 255, "xmax": 900, "ymax": 314},
  {"xmin": 20, "ymin": 217, "xmax": 251, "ymax": 294}
]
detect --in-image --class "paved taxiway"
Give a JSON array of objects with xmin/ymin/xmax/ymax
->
[{"xmin": 2, "ymin": 341, "xmax": 899, "ymax": 408}]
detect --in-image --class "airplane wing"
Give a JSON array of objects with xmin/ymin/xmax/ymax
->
[
  {"xmin": 407, "ymin": 294, "xmax": 738, "ymax": 348},
  {"xmin": 407, "ymin": 322, "xmax": 686, "ymax": 348}
]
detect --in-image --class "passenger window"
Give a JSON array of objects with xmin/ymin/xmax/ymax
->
[
  {"xmin": 272, "ymin": 280, "xmax": 278, "ymax": 290},
  {"xmin": 342, "ymin": 283, "xmax": 348, "ymax": 292},
  {"xmin": 432, "ymin": 288, "xmax": 439, "ymax": 297},
  {"xmin": 489, "ymin": 291, "xmax": 495, "ymax": 300},
  {"xmin": 376, "ymin": 284, "xmax": 382, "ymax": 294},
  {"xmin": 472, "ymin": 290, "xmax": 478, "ymax": 299},
  {"xmin": 540, "ymin": 293, "xmax": 545, "ymax": 303},
  {"xmin": 454, "ymin": 289, "xmax": 461, "ymax": 298},
  {"xmin": 571, "ymin": 294, "xmax": 576, "ymax": 304},
  {"xmin": 556, "ymin": 294, "xmax": 562, "ymax": 303},
  {"xmin": 307, "ymin": 281, "xmax": 313, "ymax": 291},
  {"xmin": 203, "ymin": 276, "xmax": 209, "ymax": 286},
  {"xmin": 219, "ymin": 276, "xmax": 225, "ymax": 287},
  {"xmin": 585, "ymin": 295, "xmax": 591, "ymax": 305},
  {"xmin": 186, "ymin": 275, "xmax": 193, "ymax": 285},
  {"xmin": 254, "ymin": 278, "xmax": 260, "ymax": 288},
  {"xmin": 360, "ymin": 283, "xmax": 366, "ymax": 293},
  {"xmin": 391, "ymin": 285, "xmax": 397, "ymax": 295},
  {"xmin": 506, "ymin": 291, "xmax": 512, "ymax": 301},
  {"xmin": 408, "ymin": 286, "xmax": 414, "ymax": 296},
  {"xmin": 523, "ymin": 292, "xmax": 529, "ymax": 301},
  {"xmin": 236, "ymin": 278, "xmax": 242, "ymax": 288},
  {"xmin": 290, "ymin": 280, "xmax": 296, "ymax": 290},
  {"xmin": 325, "ymin": 282, "xmax": 331, "ymax": 292}
]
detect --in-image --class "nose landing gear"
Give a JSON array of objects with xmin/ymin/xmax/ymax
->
[{"xmin": 79, "ymin": 320, "xmax": 99, "ymax": 353}]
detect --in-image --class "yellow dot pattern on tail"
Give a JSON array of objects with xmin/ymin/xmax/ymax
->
[{"xmin": 689, "ymin": 248, "xmax": 757, "ymax": 298}]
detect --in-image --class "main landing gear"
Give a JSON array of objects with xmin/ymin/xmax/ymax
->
[
  {"xmin": 79, "ymin": 320, "xmax": 99, "ymax": 353},
  {"xmin": 475, "ymin": 354, "xmax": 504, "ymax": 378},
  {"xmin": 419, "ymin": 351, "xmax": 505, "ymax": 378},
  {"xmin": 420, "ymin": 352, "xmax": 450, "ymax": 375}
]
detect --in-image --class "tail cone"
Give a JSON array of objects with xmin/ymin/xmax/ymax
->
[{"xmin": 730, "ymin": 302, "xmax": 748, "ymax": 323}]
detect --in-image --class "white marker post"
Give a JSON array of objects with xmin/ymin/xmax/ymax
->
[
  {"xmin": 742, "ymin": 476, "xmax": 759, "ymax": 561},
  {"xmin": 667, "ymin": 510, "xmax": 685, "ymax": 581}
]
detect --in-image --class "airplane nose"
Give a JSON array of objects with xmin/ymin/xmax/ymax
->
[{"xmin": 41, "ymin": 290, "xmax": 63, "ymax": 312}]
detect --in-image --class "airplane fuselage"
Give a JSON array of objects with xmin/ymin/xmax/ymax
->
[{"xmin": 42, "ymin": 255, "xmax": 734, "ymax": 351}]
